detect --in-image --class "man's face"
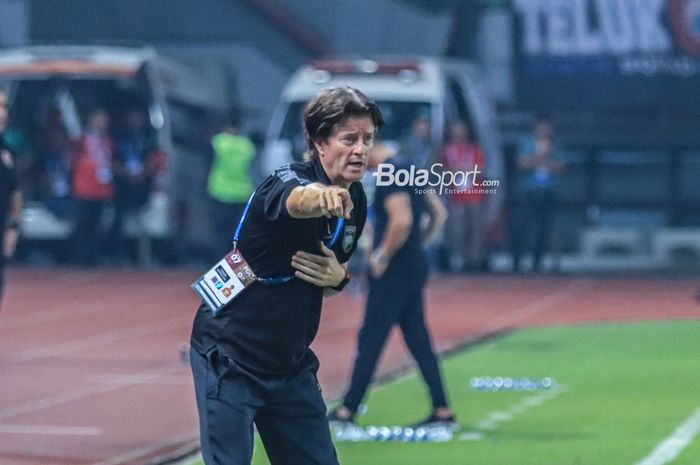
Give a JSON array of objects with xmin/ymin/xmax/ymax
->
[
  {"xmin": 315, "ymin": 115, "xmax": 375, "ymax": 187},
  {"xmin": 90, "ymin": 110, "xmax": 110, "ymax": 133},
  {"xmin": 413, "ymin": 117, "xmax": 431, "ymax": 139},
  {"xmin": 450, "ymin": 122, "xmax": 468, "ymax": 142},
  {"xmin": 535, "ymin": 120, "xmax": 552, "ymax": 139},
  {"xmin": 0, "ymin": 91, "xmax": 7, "ymax": 134}
]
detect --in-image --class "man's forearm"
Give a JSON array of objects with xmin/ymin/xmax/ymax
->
[
  {"xmin": 375, "ymin": 218, "xmax": 411, "ymax": 260},
  {"xmin": 422, "ymin": 193, "xmax": 447, "ymax": 246},
  {"xmin": 286, "ymin": 184, "xmax": 352, "ymax": 219},
  {"xmin": 286, "ymin": 184, "xmax": 326, "ymax": 218}
]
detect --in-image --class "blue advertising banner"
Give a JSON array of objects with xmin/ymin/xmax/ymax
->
[{"xmin": 513, "ymin": 0, "xmax": 700, "ymax": 109}]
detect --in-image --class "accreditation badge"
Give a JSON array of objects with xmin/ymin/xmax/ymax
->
[{"xmin": 191, "ymin": 249, "xmax": 258, "ymax": 314}]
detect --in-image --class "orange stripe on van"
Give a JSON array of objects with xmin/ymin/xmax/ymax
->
[{"xmin": 0, "ymin": 60, "xmax": 137, "ymax": 76}]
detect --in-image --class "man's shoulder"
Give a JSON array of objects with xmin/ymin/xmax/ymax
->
[{"xmin": 271, "ymin": 161, "xmax": 314, "ymax": 185}]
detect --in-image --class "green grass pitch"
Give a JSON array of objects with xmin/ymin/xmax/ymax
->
[{"xmin": 194, "ymin": 320, "xmax": 700, "ymax": 465}]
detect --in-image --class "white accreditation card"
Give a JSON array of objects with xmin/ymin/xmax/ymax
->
[{"xmin": 191, "ymin": 249, "xmax": 258, "ymax": 314}]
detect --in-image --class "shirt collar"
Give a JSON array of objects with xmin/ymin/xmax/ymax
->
[{"xmin": 312, "ymin": 156, "xmax": 332, "ymax": 186}]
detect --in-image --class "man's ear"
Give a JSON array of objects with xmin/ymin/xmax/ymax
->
[{"xmin": 313, "ymin": 139, "xmax": 326, "ymax": 157}]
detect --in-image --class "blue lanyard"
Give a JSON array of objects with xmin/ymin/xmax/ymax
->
[{"xmin": 232, "ymin": 190, "xmax": 345, "ymax": 285}]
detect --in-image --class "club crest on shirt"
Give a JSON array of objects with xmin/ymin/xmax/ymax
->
[
  {"xmin": 342, "ymin": 225, "xmax": 356, "ymax": 253},
  {"xmin": 1, "ymin": 149, "xmax": 13, "ymax": 169}
]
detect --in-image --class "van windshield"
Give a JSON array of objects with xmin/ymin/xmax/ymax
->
[{"xmin": 279, "ymin": 100, "xmax": 432, "ymax": 161}]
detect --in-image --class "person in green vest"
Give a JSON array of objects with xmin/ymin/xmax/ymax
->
[{"xmin": 207, "ymin": 110, "xmax": 255, "ymax": 257}]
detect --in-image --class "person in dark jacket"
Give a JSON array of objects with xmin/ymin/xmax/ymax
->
[
  {"xmin": 190, "ymin": 86, "xmax": 382, "ymax": 465},
  {"xmin": 328, "ymin": 141, "xmax": 457, "ymax": 430},
  {"xmin": 0, "ymin": 86, "xmax": 22, "ymax": 310}
]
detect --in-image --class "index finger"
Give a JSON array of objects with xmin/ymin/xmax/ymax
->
[{"xmin": 340, "ymin": 190, "xmax": 354, "ymax": 219}]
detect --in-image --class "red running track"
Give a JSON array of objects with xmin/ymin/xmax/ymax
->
[{"xmin": 0, "ymin": 268, "xmax": 698, "ymax": 465}]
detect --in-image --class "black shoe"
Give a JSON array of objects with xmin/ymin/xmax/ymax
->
[
  {"xmin": 410, "ymin": 413, "xmax": 459, "ymax": 431},
  {"xmin": 327, "ymin": 408, "xmax": 355, "ymax": 425}
]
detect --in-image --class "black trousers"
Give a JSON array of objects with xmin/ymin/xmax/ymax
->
[
  {"xmin": 191, "ymin": 347, "xmax": 339, "ymax": 465},
  {"xmin": 341, "ymin": 270, "xmax": 448, "ymax": 413},
  {"xmin": 72, "ymin": 199, "xmax": 110, "ymax": 265},
  {"xmin": 510, "ymin": 188, "xmax": 556, "ymax": 272}
]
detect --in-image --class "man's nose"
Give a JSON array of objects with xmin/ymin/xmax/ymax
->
[{"xmin": 352, "ymin": 140, "xmax": 368, "ymax": 154}]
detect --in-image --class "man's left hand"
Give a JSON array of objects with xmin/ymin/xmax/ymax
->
[
  {"xmin": 291, "ymin": 242, "xmax": 345, "ymax": 287},
  {"xmin": 368, "ymin": 248, "xmax": 389, "ymax": 278}
]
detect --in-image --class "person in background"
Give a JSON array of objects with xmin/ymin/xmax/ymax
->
[
  {"xmin": 398, "ymin": 111, "xmax": 435, "ymax": 168},
  {"xmin": 511, "ymin": 115, "xmax": 565, "ymax": 273},
  {"xmin": 0, "ymin": 86, "xmax": 22, "ymax": 309},
  {"xmin": 70, "ymin": 108, "xmax": 114, "ymax": 266},
  {"xmin": 37, "ymin": 105, "xmax": 72, "ymax": 219},
  {"xmin": 399, "ymin": 111, "xmax": 443, "ymax": 269},
  {"xmin": 206, "ymin": 110, "xmax": 255, "ymax": 257},
  {"xmin": 328, "ymin": 141, "xmax": 457, "ymax": 430},
  {"xmin": 441, "ymin": 120, "xmax": 487, "ymax": 272},
  {"xmin": 110, "ymin": 108, "xmax": 158, "ymax": 262}
]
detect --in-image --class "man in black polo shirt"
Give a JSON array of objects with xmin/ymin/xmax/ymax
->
[
  {"xmin": 328, "ymin": 141, "xmax": 456, "ymax": 430},
  {"xmin": 0, "ymin": 87, "xmax": 22, "ymax": 310},
  {"xmin": 190, "ymin": 87, "xmax": 382, "ymax": 465}
]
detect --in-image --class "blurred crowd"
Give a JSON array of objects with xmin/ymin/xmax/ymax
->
[
  {"xmin": 387, "ymin": 112, "xmax": 565, "ymax": 275},
  {"xmin": 11, "ymin": 103, "xmax": 166, "ymax": 266},
  {"xmin": 10, "ymin": 100, "xmax": 564, "ymax": 274}
]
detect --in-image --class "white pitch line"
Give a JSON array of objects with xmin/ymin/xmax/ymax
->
[
  {"xmin": 0, "ymin": 424, "xmax": 101, "ymax": 435},
  {"xmin": 336, "ymin": 282, "xmax": 591, "ymax": 396},
  {"xmin": 91, "ymin": 431, "xmax": 199, "ymax": 465},
  {"xmin": 458, "ymin": 386, "xmax": 566, "ymax": 441},
  {"xmin": 0, "ymin": 274, "xmax": 186, "ymax": 329},
  {"xmin": 479, "ymin": 279, "xmax": 592, "ymax": 335},
  {"xmin": 322, "ymin": 278, "xmax": 591, "ymax": 339},
  {"xmin": 0, "ymin": 365, "xmax": 183, "ymax": 421},
  {"xmin": 632, "ymin": 405, "xmax": 700, "ymax": 465},
  {"xmin": 171, "ymin": 453, "xmax": 204, "ymax": 465},
  {"xmin": 5, "ymin": 314, "xmax": 190, "ymax": 363},
  {"xmin": 84, "ymin": 373, "xmax": 192, "ymax": 385},
  {"xmin": 0, "ymin": 302, "xmax": 103, "ymax": 329}
]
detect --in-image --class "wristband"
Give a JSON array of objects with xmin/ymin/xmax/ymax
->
[
  {"xmin": 6, "ymin": 219, "xmax": 19, "ymax": 230},
  {"xmin": 330, "ymin": 269, "xmax": 351, "ymax": 292},
  {"xmin": 371, "ymin": 248, "xmax": 388, "ymax": 263}
]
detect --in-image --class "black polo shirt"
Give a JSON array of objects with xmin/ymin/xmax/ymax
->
[
  {"xmin": 191, "ymin": 157, "xmax": 366, "ymax": 375},
  {"xmin": 371, "ymin": 157, "xmax": 427, "ymax": 288}
]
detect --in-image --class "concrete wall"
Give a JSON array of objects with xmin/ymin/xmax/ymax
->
[
  {"xmin": 283, "ymin": 0, "xmax": 451, "ymax": 55},
  {"xmin": 157, "ymin": 42, "xmax": 289, "ymax": 134},
  {"xmin": 23, "ymin": 0, "xmax": 453, "ymax": 132},
  {"xmin": 0, "ymin": 0, "xmax": 29, "ymax": 47}
]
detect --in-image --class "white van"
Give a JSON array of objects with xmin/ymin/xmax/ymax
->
[
  {"xmin": 0, "ymin": 46, "xmax": 229, "ymax": 263},
  {"xmin": 263, "ymin": 57, "xmax": 504, "ymax": 224}
]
